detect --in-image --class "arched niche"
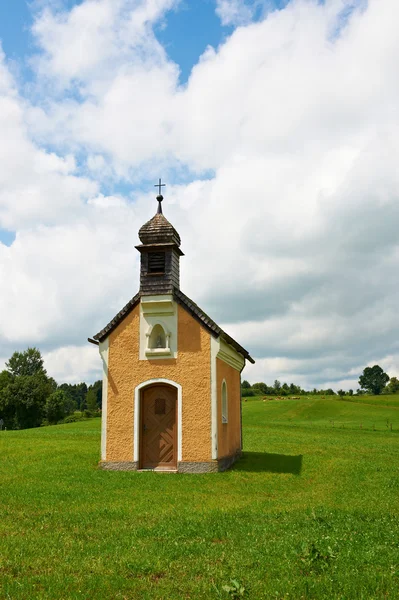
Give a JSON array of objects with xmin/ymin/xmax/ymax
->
[{"xmin": 145, "ymin": 322, "xmax": 171, "ymax": 356}]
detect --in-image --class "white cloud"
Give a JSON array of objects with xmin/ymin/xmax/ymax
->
[
  {"xmin": 0, "ymin": 48, "xmax": 98, "ymax": 231},
  {"xmin": 1, "ymin": 0, "xmax": 399, "ymax": 389},
  {"xmin": 43, "ymin": 344, "xmax": 101, "ymax": 384},
  {"xmin": 215, "ymin": 0, "xmax": 256, "ymax": 26},
  {"xmin": 31, "ymin": 0, "xmax": 179, "ymax": 86}
]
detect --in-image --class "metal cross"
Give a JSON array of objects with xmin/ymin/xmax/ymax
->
[{"xmin": 154, "ymin": 178, "xmax": 166, "ymax": 195}]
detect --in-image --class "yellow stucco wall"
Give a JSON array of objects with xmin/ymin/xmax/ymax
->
[
  {"xmin": 105, "ymin": 302, "xmax": 212, "ymax": 463},
  {"xmin": 216, "ymin": 357, "xmax": 241, "ymax": 459}
]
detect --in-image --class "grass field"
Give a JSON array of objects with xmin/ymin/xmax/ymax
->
[
  {"xmin": 1, "ymin": 396, "xmax": 398, "ymax": 599},
  {"xmin": 338, "ymin": 393, "xmax": 399, "ymax": 408}
]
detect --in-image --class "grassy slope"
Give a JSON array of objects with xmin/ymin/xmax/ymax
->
[
  {"xmin": 246, "ymin": 394, "xmax": 399, "ymax": 430},
  {"xmin": 0, "ymin": 399, "xmax": 398, "ymax": 599},
  {"xmin": 341, "ymin": 394, "xmax": 399, "ymax": 408}
]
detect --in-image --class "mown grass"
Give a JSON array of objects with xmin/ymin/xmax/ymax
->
[
  {"xmin": 0, "ymin": 397, "xmax": 398, "ymax": 599},
  {"xmin": 246, "ymin": 394, "xmax": 399, "ymax": 431},
  {"xmin": 340, "ymin": 394, "xmax": 399, "ymax": 408}
]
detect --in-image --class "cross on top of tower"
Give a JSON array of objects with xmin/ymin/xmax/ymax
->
[
  {"xmin": 154, "ymin": 178, "xmax": 165, "ymax": 196},
  {"xmin": 154, "ymin": 178, "xmax": 165, "ymax": 214}
]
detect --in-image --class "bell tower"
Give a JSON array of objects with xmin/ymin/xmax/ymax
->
[{"xmin": 135, "ymin": 188, "xmax": 183, "ymax": 296}]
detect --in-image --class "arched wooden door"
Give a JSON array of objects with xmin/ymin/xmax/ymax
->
[{"xmin": 140, "ymin": 384, "xmax": 177, "ymax": 470}]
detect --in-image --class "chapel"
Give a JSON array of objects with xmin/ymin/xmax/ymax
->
[{"xmin": 89, "ymin": 188, "xmax": 254, "ymax": 472}]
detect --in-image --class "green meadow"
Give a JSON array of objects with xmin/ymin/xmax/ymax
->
[{"xmin": 1, "ymin": 396, "xmax": 398, "ymax": 599}]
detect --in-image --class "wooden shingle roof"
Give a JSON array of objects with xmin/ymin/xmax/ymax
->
[
  {"xmin": 92, "ymin": 288, "xmax": 254, "ymax": 364},
  {"xmin": 138, "ymin": 212, "xmax": 181, "ymax": 246}
]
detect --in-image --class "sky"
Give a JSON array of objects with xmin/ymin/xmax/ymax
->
[{"xmin": 0, "ymin": 0, "xmax": 399, "ymax": 391}]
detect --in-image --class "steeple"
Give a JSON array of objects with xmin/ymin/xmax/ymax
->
[{"xmin": 135, "ymin": 184, "xmax": 183, "ymax": 295}]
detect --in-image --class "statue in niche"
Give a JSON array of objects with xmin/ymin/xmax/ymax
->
[{"xmin": 148, "ymin": 324, "xmax": 167, "ymax": 350}]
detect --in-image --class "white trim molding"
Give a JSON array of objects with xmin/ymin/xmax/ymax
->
[
  {"xmin": 217, "ymin": 339, "xmax": 245, "ymax": 372},
  {"xmin": 141, "ymin": 295, "xmax": 175, "ymax": 316},
  {"xmin": 99, "ymin": 338, "xmax": 109, "ymax": 461},
  {"xmin": 133, "ymin": 378, "xmax": 182, "ymax": 463},
  {"xmin": 139, "ymin": 295, "xmax": 178, "ymax": 360},
  {"xmin": 210, "ymin": 336, "xmax": 220, "ymax": 460}
]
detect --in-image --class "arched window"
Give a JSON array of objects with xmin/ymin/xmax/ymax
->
[{"xmin": 222, "ymin": 380, "xmax": 228, "ymax": 424}]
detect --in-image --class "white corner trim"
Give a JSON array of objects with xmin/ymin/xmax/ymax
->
[
  {"xmin": 210, "ymin": 336, "xmax": 220, "ymax": 460},
  {"xmin": 134, "ymin": 378, "xmax": 182, "ymax": 463},
  {"xmin": 217, "ymin": 339, "xmax": 245, "ymax": 372},
  {"xmin": 99, "ymin": 338, "xmax": 109, "ymax": 461}
]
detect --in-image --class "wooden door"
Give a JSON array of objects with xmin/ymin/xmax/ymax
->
[{"xmin": 140, "ymin": 385, "xmax": 177, "ymax": 470}]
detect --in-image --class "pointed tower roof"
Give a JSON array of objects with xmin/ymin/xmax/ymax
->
[{"xmin": 138, "ymin": 194, "xmax": 181, "ymax": 247}]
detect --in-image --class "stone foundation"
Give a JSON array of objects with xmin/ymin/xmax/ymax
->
[
  {"xmin": 99, "ymin": 452, "xmax": 241, "ymax": 473},
  {"xmin": 177, "ymin": 461, "xmax": 219, "ymax": 473},
  {"xmin": 99, "ymin": 461, "xmax": 139, "ymax": 471}
]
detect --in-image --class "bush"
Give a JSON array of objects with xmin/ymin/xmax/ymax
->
[
  {"xmin": 63, "ymin": 414, "xmax": 83, "ymax": 423},
  {"xmin": 241, "ymin": 388, "xmax": 255, "ymax": 397},
  {"xmin": 83, "ymin": 409, "xmax": 101, "ymax": 418}
]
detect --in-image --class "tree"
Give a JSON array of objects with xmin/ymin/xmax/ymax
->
[
  {"xmin": 61, "ymin": 392, "xmax": 77, "ymax": 416},
  {"xmin": 252, "ymin": 382, "xmax": 268, "ymax": 395},
  {"xmin": 86, "ymin": 388, "xmax": 98, "ymax": 413},
  {"xmin": 91, "ymin": 380, "xmax": 103, "ymax": 409},
  {"xmin": 359, "ymin": 365, "xmax": 389, "ymax": 395},
  {"xmin": 6, "ymin": 348, "xmax": 46, "ymax": 377},
  {"xmin": 337, "ymin": 389, "xmax": 345, "ymax": 397},
  {"xmin": 387, "ymin": 377, "xmax": 399, "ymax": 394},
  {"xmin": 348, "ymin": 389, "xmax": 353, "ymax": 396},
  {"xmin": 241, "ymin": 388, "xmax": 254, "ymax": 397},
  {"xmin": 76, "ymin": 382, "xmax": 88, "ymax": 410},
  {"xmin": 59, "ymin": 382, "xmax": 88, "ymax": 410},
  {"xmin": 0, "ymin": 369, "xmax": 12, "ymax": 391},
  {"xmin": 0, "ymin": 372, "xmax": 52, "ymax": 429},
  {"xmin": 241, "ymin": 380, "xmax": 251, "ymax": 389},
  {"xmin": 45, "ymin": 390, "xmax": 69, "ymax": 424},
  {"xmin": 274, "ymin": 380, "xmax": 281, "ymax": 391},
  {"xmin": 0, "ymin": 348, "xmax": 55, "ymax": 430}
]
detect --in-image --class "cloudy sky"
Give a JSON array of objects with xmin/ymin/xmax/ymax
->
[{"xmin": 0, "ymin": 0, "xmax": 398, "ymax": 390}]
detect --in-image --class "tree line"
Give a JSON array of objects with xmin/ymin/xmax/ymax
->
[
  {"xmin": 242, "ymin": 365, "xmax": 398, "ymax": 397},
  {"xmin": 1, "ymin": 348, "xmax": 396, "ymax": 431},
  {"xmin": 0, "ymin": 347, "xmax": 102, "ymax": 430}
]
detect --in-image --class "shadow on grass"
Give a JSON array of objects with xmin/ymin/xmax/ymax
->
[{"xmin": 233, "ymin": 452, "xmax": 303, "ymax": 474}]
